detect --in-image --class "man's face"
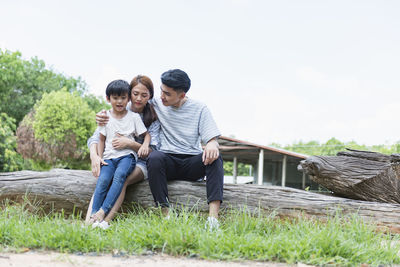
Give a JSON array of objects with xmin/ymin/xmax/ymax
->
[{"xmin": 160, "ymin": 84, "xmax": 185, "ymax": 107}]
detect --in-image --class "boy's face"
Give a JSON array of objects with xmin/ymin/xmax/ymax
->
[
  {"xmin": 107, "ymin": 93, "xmax": 129, "ymax": 113},
  {"xmin": 160, "ymin": 84, "xmax": 185, "ymax": 107}
]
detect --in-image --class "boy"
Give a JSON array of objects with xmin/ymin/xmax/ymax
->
[{"xmin": 90, "ymin": 79, "xmax": 149, "ymax": 228}]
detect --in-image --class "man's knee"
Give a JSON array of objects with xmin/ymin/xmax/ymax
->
[
  {"xmin": 210, "ymin": 155, "xmax": 223, "ymax": 168},
  {"xmin": 206, "ymin": 155, "xmax": 224, "ymax": 183},
  {"xmin": 147, "ymin": 150, "xmax": 166, "ymax": 167}
]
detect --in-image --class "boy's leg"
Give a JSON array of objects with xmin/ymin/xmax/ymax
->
[
  {"xmin": 147, "ymin": 151, "xmax": 178, "ymax": 207},
  {"xmin": 101, "ymin": 155, "xmax": 136, "ymax": 215},
  {"xmin": 92, "ymin": 159, "xmax": 116, "ymax": 214},
  {"xmin": 103, "ymin": 166, "xmax": 144, "ymax": 222},
  {"xmin": 180, "ymin": 154, "xmax": 224, "ymax": 217}
]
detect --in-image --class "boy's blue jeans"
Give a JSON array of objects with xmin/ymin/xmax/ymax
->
[{"xmin": 92, "ymin": 154, "xmax": 136, "ymax": 215}]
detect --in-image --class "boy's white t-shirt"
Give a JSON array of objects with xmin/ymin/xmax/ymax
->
[{"xmin": 98, "ymin": 110, "xmax": 147, "ymax": 160}]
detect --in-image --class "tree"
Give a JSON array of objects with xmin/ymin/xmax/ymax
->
[
  {"xmin": 82, "ymin": 94, "xmax": 110, "ymax": 113},
  {"xmin": 0, "ymin": 49, "xmax": 87, "ymax": 125},
  {"xmin": 0, "ymin": 113, "xmax": 24, "ymax": 172},
  {"xmin": 223, "ymin": 161, "xmax": 252, "ymax": 176},
  {"xmin": 320, "ymin": 138, "xmax": 345, "ymax": 156},
  {"xmin": 16, "ymin": 90, "xmax": 96, "ymax": 169},
  {"xmin": 279, "ymin": 138, "xmax": 400, "ymax": 156}
]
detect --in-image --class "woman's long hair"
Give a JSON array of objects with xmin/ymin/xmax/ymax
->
[{"xmin": 130, "ymin": 75, "xmax": 157, "ymax": 128}]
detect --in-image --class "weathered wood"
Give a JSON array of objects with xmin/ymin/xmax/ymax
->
[
  {"xmin": 298, "ymin": 149, "xmax": 400, "ymax": 204},
  {"xmin": 2, "ymin": 169, "xmax": 400, "ymax": 232},
  {"xmin": 337, "ymin": 148, "xmax": 392, "ymax": 162}
]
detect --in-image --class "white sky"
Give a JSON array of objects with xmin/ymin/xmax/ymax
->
[{"xmin": 1, "ymin": 0, "xmax": 400, "ymax": 146}]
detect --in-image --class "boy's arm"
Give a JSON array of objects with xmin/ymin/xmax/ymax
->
[
  {"xmin": 90, "ymin": 142, "xmax": 107, "ymax": 178},
  {"xmin": 138, "ymin": 132, "xmax": 151, "ymax": 158}
]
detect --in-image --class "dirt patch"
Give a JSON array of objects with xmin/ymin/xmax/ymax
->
[{"xmin": 0, "ymin": 251, "xmax": 296, "ymax": 267}]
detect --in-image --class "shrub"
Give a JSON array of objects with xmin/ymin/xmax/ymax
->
[
  {"xmin": 0, "ymin": 113, "xmax": 24, "ymax": 172},
  {"xmin": 16, "ymin": 90, "xmax": 96, "ymax": 169}
]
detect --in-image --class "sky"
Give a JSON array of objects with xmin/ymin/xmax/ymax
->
[{"xmin": 1, "ymin": 0, "xmax": 400, "ymax": 146}]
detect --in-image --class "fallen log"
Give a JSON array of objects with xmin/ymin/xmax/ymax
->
[
  {"xmin": 1, "ymin": 169, "xmax": 400, "ymax": 232},
  {"xmin": 298, "ymin": 149, "xmax": 400, "ymax": 204}
]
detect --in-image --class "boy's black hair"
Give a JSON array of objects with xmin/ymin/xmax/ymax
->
[
  {"xmin": 106, "ymin": 79, "xmax": 130, "ymax": 98},
  {"xmin": 161, "ymin": 69, "xmax": 191, "ymax": 93}
]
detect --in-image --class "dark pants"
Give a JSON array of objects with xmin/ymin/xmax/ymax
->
[{"xmin": 147, "ymin": 150, "xmax": 224, "ymax": 207}]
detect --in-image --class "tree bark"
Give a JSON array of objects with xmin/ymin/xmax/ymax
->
[
  {"xmin": 2, "ymin": 169, "xmax": 400, "ymax": 232},
  {"xmin": 298, "ymin": 149, "xmax": 400, "ymax": 204}
]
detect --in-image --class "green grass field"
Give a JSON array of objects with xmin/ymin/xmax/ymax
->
[{"xmin": 1, "ymin": 201, "xmax": 399, "ymax": 266}]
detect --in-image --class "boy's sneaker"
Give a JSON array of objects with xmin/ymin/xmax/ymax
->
[
  {"xmin": 205, "ymin": 216, "xmax": 220, "ymax": 231},
  {"xmin": 91, "ymin": 221, "xmax": 100, "ymax": 229},
  {"xmin": 98, "ymin": 220, "xmax": 110, "ymax": 230}
]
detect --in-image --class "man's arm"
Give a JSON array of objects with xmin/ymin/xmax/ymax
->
[
  {"xmin": 98, "ymin": 134, "xmax": 106, "ymax": 158},
  {"xmin": 96, "ymin": 110, "xmax": 109, "ymax": 126},
  {"xmin": 202, "ymin": 137, "xmax": 220, "ymax": 165}
]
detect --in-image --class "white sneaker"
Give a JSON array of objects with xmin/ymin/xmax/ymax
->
[
  {"xmin": 205, "ymin": 217, "xmax": 220, "ymax": 231},
  {"xmin": 91, "ymin": 221, "xmax": 100, "ymax": 229},
  {"xmin": 98, "ymin": 220, "xmax": 110, "ymax": 230}
]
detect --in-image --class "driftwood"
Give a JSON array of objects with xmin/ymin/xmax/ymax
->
[
  {"xmin": 2, "ymin": 169, "xmax": 400, "ymax": 232},
  {"xmin": 298, "ymin": 148, "xmax": 400, "ymax": 204}
]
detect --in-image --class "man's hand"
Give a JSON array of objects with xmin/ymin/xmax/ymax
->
[
  {"xmin": 202, "ymin": 138, "xmax": 220, "ymax": 165},
  {"xmin": 96, "ymin": 110, "xmax": 109, "ymax": 126},
  {"xmin": 112, "ymin": 133, "xmax": 132, "ymax": 150},
  {"xmin": 91, "ymin": 154, "xmax": 107, "ymax": 177}
]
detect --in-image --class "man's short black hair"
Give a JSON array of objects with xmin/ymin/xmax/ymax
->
[
  {"xmin": 106, "ymin": 79, "xmax": 130, "ymax": 98},
  {"xmin": 161, "ymin": 69, "xmax": 191, "ymax": 93}
]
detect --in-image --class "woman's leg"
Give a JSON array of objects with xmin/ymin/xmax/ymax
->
[
  {"xmin": 85, "ymin": 194, "xmax": 94, "ymax": 223},
  {"xmin": 104, "ymin": 166, "xmax": 144, "ymax": 222}
]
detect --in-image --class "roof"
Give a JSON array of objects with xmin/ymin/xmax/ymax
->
[{"xmin": 218, "ymin": 136, "xmax": 308, "ymax": 164}]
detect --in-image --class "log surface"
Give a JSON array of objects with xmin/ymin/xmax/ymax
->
[
  {"xmin": 2, "ymin": 169, "xmax": 400, "ymax": 232},
  {"xmin": 298, "ymin": 149, "xmax": 400, "ymax": 204}
]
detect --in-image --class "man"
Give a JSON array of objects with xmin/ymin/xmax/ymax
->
[{"xmin": 147, "ymin": 69, "xmax": 223, "ymax": 229}]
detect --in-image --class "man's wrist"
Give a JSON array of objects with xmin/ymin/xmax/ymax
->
[{"xmin": 208, "ymin": 138, "xmax": 219, "ymax": 148}]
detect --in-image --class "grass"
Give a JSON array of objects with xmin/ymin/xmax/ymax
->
[{"xmin": 1, "ymin": 200, "xmax": 400, "ymax": 266}]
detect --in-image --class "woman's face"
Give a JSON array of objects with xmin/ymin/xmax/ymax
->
[{"xmin": 131, "ymin": 83, "xmax": 151, "ymax": 112}]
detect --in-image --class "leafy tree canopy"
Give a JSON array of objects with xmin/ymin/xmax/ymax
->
[
  {"xmin": 0, "ymin": 113, "xmax": 24, "ymax": 171},
  {"xmin": 0, "ymin": 49, "xmax": 87, "ymax": 125},
  {"xmin": 82, "ymin": 94, "xmax": 110, "ymax": 114},
  {"xmin": 273, "ymin": 137, "xmax": 400, "ymax": 156},
  {"xmin": 224, "ymin": 161, "xmax": 252, "ymax": 176}
]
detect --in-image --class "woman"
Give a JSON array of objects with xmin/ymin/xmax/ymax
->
[{"xmin": 85, "ymin": 75, "xmax": 159, "ymax": 228}]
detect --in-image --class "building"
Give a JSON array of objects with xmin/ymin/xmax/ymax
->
[{"xmin": 218, "ymin": 136, "xmax": 316, "ymax": 189}]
